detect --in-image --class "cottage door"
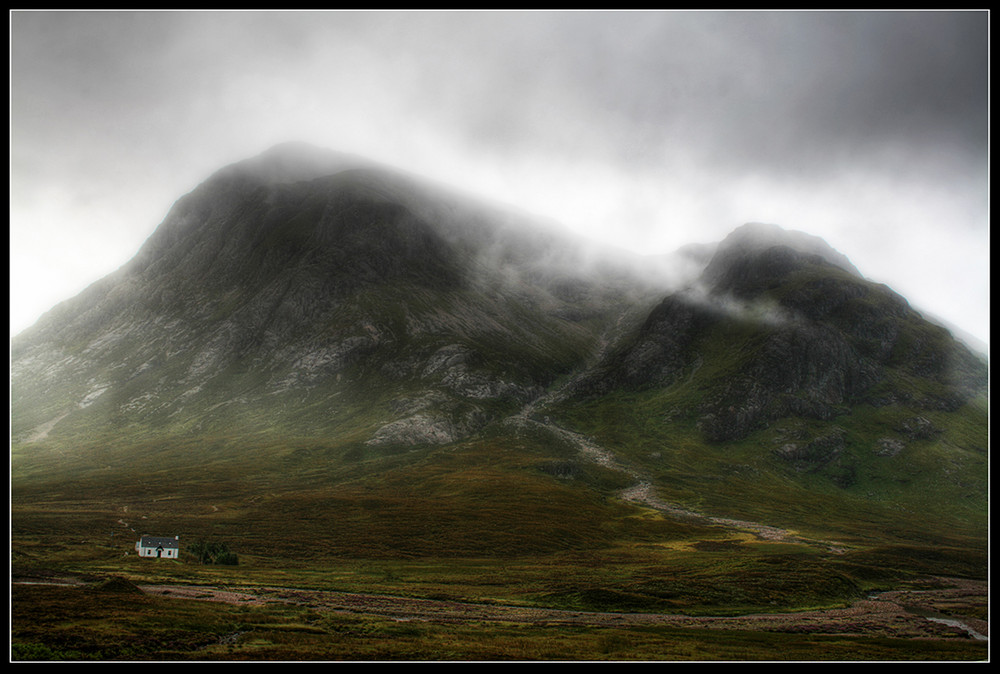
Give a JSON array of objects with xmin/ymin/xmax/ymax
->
[{"xmin": 156, "ymin": 546, "xmax": 163, "ymax": 558}]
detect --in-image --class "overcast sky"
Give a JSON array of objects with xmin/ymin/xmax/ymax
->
[{"xmin": 9, "ymin": 10, "xmax": 990, "ymax": 348}]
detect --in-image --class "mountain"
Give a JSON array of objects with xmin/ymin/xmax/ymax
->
[
  {"xmin": 11, "ymin": 143, "xmax": 665, "ymax": 448},
  {"xmin": 572, "ymin": 222, "xmax": 987, "ymax": 443},
  {"xmin": 552, "ymin": 221, "xmax": 988, "ymax": 533},
  {"xmin": 11, "ymin": 144, "xmax": 988, "ymax": 575}
]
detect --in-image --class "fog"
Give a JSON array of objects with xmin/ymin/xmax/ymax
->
[{"xmin": 9, "ymin": 10, "xmax": 989, "ymax": 348}]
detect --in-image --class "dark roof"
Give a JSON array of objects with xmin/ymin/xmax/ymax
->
[{"xmin": 138, "ymin": 535, "xmax": 179, "ymax": 548}]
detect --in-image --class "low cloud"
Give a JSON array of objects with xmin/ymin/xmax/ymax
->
[{"xmin": 9, "ymin": 11, "xmax": 989, "ymax": 345}]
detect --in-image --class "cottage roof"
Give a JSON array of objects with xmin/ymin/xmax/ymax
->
[{"xmin": 138, "ymin": 535, "xmax": 179, "ymax": 548}]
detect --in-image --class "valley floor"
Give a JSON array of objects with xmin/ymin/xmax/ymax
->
[
  {"xmin": 11, "ymin": 573, "xmax": 987, "ymax": 661},
  {"xmin": 19, "ymin": 574, "xmax": 985, "ymax": 641},
  {"xmin": 138, "ymin": 578, "xmax": 990, "ymax": 641}
]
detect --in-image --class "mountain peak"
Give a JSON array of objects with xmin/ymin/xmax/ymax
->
[
  {"xmin": 725, "ymin": 222, "xmax": 860, "ymax": 274},
  {"xmin": 209, "ymin": 141, "xmax": 375, "ymax": 187},
  {"xmin": 700, "ymin": 222, "xmax": 861, "ymax": 291}
]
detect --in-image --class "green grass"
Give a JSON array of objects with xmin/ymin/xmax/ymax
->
[
  {"xmin": 553, "ymin": 371, "xmax": 987, "ymax": 550},
  {"xmin": 11, "ymin": 413, "xmax": 986, "ymax": 616}
]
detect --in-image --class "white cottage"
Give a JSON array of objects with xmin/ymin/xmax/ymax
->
[{"xmin": 135, "ymin": 535, "xmax": 180, "ymax": 559}]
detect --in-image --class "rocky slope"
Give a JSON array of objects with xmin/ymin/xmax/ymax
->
[
  {"xmin": 10, "ymin": 144, "xmax": 665, "ymax": 447},
  {"xmin": 570, "ymin": 222, "xmax": 988, "ymax": 452}
]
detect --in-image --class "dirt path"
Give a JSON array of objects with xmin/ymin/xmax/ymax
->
[
  {"xmin": 506, "ymin": 308, "xmax": 819, "ymax": 547},
  {"xmin": 502, "ymin": 304, "xmax": 875, "ymax": 557},
  {"xmin": 136, "ymin": 580, "xmax": 987, "ymax": 641}
]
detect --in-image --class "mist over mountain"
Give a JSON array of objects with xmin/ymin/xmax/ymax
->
[
  {"xmin": 11, "ymin": 144, "xmax": 987, "ymax": 531},
  {"xmin": 11, "ymin": 144, "xmax": 670, "ymax": 447}
]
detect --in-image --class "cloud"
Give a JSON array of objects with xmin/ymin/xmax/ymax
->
[{"xmin": 9, "ymin": 10, "xmax": 989, "ymax": 347}]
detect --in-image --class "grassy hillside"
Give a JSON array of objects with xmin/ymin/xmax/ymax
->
[
  {"xmin": 11, "ymin": 395, "xmax": 987, "ymax": 620},
  {"xmin": 556, "ymin": 389, "xmax": 987, "ymax": 547}
]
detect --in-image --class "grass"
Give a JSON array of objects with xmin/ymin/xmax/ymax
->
[
  {"xmin": 11, "ymin": 420, "xmax": 985, "ymax": 617},
  {"xmin": 11, "ymin": 348, "xmax": 987, "ymax": 661},
  {"xmin": 553, "ymin": 377, "xmax": 987, "ymax": 550},
  {"xmin": 11, "ymin": 581, "xmax": 987, "ymax": 661}
]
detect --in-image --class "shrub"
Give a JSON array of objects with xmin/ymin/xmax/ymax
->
[{"xmin": 188, "ymin": 540, "xmax": 239, "ymax": 565}]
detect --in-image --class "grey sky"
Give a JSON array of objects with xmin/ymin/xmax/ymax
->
[{"xmin": 9, "ymin": 10, "xmax": 990, "ymax": 347}]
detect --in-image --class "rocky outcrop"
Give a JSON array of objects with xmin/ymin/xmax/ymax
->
[
  {"xmin": 874, "ymin": 437, "xmax": 906, "ymax": 457},
  {"xmin": 365, "ymin": 408, "xmax": 489, "ymax": 447},
  {"xmin": 696, "ymin": 319, "xmax": 880, "ymax": 442},
  {"xmin": 773, "ymin": 426, "xmax": 848, "ymax": 471}
]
